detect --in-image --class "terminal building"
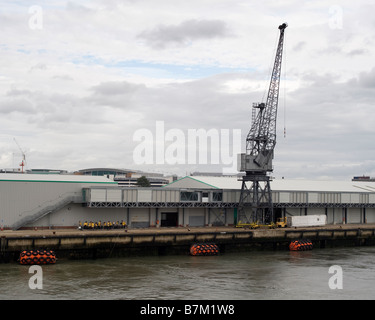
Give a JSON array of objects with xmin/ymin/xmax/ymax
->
[{"xmin": 0, "ymin": 173, "xmax": 375, "ymax": 230}]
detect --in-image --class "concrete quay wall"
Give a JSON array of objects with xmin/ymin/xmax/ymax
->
[{"xmin": 1, "ymin": 225, "xmax": 375, "ymax": 262}]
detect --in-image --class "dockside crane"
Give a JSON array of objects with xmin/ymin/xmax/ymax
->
[
  {"xmin": 13, "ymin": 138, "xmax": 27, "ymax": 173},
  {"xmin": 237, "ymin": 23, "xmax": 287, "ymax": 226}
]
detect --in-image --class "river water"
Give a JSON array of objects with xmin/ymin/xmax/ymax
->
[{"xmin": 0, "ymin": 246, "xmax": 374, "ymax": 300}]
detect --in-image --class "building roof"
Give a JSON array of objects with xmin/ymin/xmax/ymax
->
[
  {"xmin": 77, "ymin": 168, "xmax": 135, "ymax": 175},
  {"xmin": 165, "ymin": 176, "xmax": 375, "ymax": 193},
  {"xmin": 0, "ymin": 173, "xmax": 117, "ymax": 184},
  {"xmin": 164, "ymin": 176, "xmax": 221, "ymax": 189}
]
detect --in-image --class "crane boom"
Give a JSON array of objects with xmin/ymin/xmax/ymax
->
[
  {"xmin": 13, "ymin": 138, "xmax": 26, "ymax": 160},
  {"xmin": 237, "ymin": 23, "xmax": 287, "ymax": 225},
  {"xmin": 239, "ymin": 22, "xmax": 287, "ymax": 173},
  {"xmin": 249, "ymin": 23, "xmax": 287, "ymax": 156}
]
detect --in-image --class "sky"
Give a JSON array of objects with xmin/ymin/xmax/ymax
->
[{"xmin": 1, "ymin": 0, "xmax": 375, "ymax": 180}]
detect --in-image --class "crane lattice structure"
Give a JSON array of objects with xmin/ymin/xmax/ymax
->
[
  {"xmin": 237, "ymin": 23, "xmax": 287, "ymax": 225},
  {"xmin": 13, "ymin": 138, "xmax": 27, "ymax": 173}
]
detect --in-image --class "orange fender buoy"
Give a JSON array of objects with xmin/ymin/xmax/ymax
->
[
  {"xmin": 19, "ymin": 250, "xmax": 57, "ymax": 265},
  {"xmin": 190, "ymin": 243, "xmax": 219, "ymax": 256},
  {"xmin": 289, "ymin": 239, "xmax": 313, "ymax": 251}
]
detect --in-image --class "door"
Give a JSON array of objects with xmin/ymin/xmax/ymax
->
[
  {"xmin": 161, "ymin": 212, "xmax": 178, "ymax": 227},
  {"xmin": 189, "ymin": 216, "xmax": 205, "ymax": 227}
]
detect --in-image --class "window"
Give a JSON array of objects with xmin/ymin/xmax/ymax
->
[
  {"xmin": 180, "ymin": 191, "xmax": 199, "ymax": 202},
  {"xmin": 212, "ymin": 192, "xmax": 223, "ymax": 202}
]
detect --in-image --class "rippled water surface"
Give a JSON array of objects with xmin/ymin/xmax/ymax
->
[{"xmin": 1, "ymin": 246, "xmax": 374, "ymax": 300}]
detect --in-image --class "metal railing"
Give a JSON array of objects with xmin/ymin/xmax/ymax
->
[{"xmin": 11, "ymin": 192, "xmax": 82, "ymax": 230}]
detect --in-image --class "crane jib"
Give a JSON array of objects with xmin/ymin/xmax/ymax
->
[{"xmin": 242, "ymin": 22, "xmax": 287, "ymax": 171}]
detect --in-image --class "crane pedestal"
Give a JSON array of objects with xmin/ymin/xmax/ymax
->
[{"xmin": 237, "ymin": 173, "xmax": 273, "ymax": 225}]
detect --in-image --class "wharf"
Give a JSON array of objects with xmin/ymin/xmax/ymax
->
[{"xmin": 1, "ymin": 224, "xmax": 375, "ymax": 262}]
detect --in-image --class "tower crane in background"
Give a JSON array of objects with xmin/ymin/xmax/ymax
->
[
  {"xmin": 237, "ymin": 22, "xmax": 287, "ymax": 226},
  {"xmin": 13, "ymin": 138, "xmax": 27, "ymax": 173}
]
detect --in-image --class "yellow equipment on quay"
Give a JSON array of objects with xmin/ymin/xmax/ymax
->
[
  {"xmin": 236, "ymin": 221, "xmax": 276, "ymax": 229},
  {"xmin": 276, "ymin": 217, "xmax": 288, "ymax": 228}
]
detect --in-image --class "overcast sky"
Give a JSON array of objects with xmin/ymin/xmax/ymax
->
[{"xmin": 1, "ymin": 0, "xmax": 375, "ymax": 180}]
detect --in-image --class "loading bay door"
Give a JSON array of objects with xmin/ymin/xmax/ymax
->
[
  {"xmin": 189, "ymin": 216, "xmax": 205, "ymax": 227},
  {"xmin": 161, "ymin": 212, "xmax": 178, "ymax": 227}
]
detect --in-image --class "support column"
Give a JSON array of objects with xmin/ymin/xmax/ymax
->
[
  {"xmin": 208, "ymin": 208, "xmax": 212, "ymax": 227},
  {"xmin": 182, "ymin": 208, "xmax": 185, "ymax": 227},
  {"xmin": 156, "ymin": 208, "xmax": 159, "ymax": 228}
]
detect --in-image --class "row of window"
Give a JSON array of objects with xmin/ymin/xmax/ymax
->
[{"xmin": 180, "ymin": 191, "xmax": 223, "ymax": 202}]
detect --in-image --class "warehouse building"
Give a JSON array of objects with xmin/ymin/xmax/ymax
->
[{"xmin": 1, "ymin": 174, "xmax": 375, "ymax": 230}]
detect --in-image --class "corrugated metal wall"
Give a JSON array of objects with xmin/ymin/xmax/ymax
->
[
  {"xmin": 0, "ymin": 181, "xmax": 82, "ymax": 228},
  {"xmin": 223, "ymin": 190, "xmax": 240, "ymax": 203},
  {"xmin": 87, "ymin": 188, "xmax": 181, "ymax": 203},
  {"xmin": 153, "ymin": 189, "xmax": 179, "ymax": 202},
  {"xmin": 0, "ymin": 180, "xmax": 115, "ymax": 228}
]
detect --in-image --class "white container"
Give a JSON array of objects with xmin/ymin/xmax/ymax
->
[{"xmin": 287, "ymin": 215, "xmax": 327, "ymax": 227}]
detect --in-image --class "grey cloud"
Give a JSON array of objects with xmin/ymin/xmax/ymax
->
[
  {"xmin": 6, "ymin": 88, "xmax": 33, "ymax": 97},
  {"xmin": 138, "ymin": 19, "xmax": 230, "ymax": 49},
  {"xmin": 357, "ymin": 67, "xmax": 375, "ymax": 88},
  {"xmin": 52, "ymin": 75, "xmax": 74, "ymax": 81},
  {"xmin": 318, "ymin": 45, "xmax": 342, "ymax": 55},
  {"xmin": 91, "ymin": 81, "xmax": 145, "ymax": 96},
  {"xmin": 0, "ymin": 98, "xmax": 35, "ymax": 114},
  {"xmin": 347, "ymin": 49, "xmax": 367, "ymax": 56},
  {"xmin": 65, "ymin": 2, "xmax": 96, "ymax": 15},
  {"xmin": 293, "ymin": 41, "xmax": 306, "ymax": 52},
  {"xmin": 85, "ymin": 74, "xmax": 251, "ymax": 133},
  {"xmin": 0, "ymin": 88, "xmax": 88, "ymax": 128},
  {"xmin": 29, "ymin": 63, "xmax": 47, "ymax": 73},
  {"xmin": 87, "ymin": 81, "xmax": 146, "ymax": 110},
  {"xmin": 321, "ymin": 47, "xmax": 368, "ymax": 57},
  {"xmin": 275, "ymin": 68, "xmax": 375, "ymax": 179}
]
